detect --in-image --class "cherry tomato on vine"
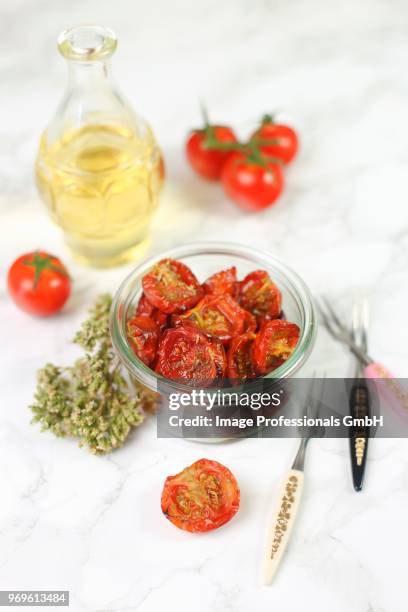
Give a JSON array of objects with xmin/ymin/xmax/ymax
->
[
  {"xmin": 251, "ymin": 117, "xmax": 298, "ymax": 165},
  {"xmin": 156, "ymin": 325, "xmax": 226, "ymax": 384},
  {"xmin": 7, "ymin": 251, "xmax": 71, "ymax": 316},
  {"xmin": 239, "ymin": 270, "xmax": 282, "ymax": 323},
  {"xmin": 161, "ymin": 458, "xmax": 240, "ymax": 533},
  {"xmin": 127, "ymin": 315, "xmax": 160, "ymax": 366},
  {"xmin": 252, "ymin": 320, "xmax": 300, "ymax": 374},
  {"xmin": 186, "ymin": 125, "xmax": 237, "ymax": 180},
  {"xmin": 221, "ymin": 153, "xmax": 284, "ymax": 212},
  {"xmin": 142, "ymin": 258, "xmax": 204, "ymax": 314}
]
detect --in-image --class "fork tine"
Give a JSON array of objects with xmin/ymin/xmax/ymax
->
[
  {"xmin": 322, "ymin": 297, "xmax": 349, "ymax": 334},
  {"xmin": 301, "ymin": 372, "xmax": 317, "ymax": 421},
  {"xmin": 360, "ymin": 297, "xmax": 369, "ymax": 354},
  {"xmin": 307, "ymin": 372, "xmax": 326, "ymax": 419},
  {"xmin": 315, "ymin": 299, "xmax": 339, "ymax": 338},
  {"xmin": 317, "ymin": 296, "xmax": 372, "ymax": 366}
]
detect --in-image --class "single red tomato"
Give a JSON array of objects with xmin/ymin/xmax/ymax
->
[
  {"xmin": 142, "ymin": 258, "xmax": 204, "ymax": 314},
  {"xmin": 127, "ymin": 315, "xmax": 160, "ymax": 366},
  {"xmin": 227, "ymin": 332, "xmax": 257, "ymax": 381},
  {"xmin": 186, "ymin": 126, "xmax": 237, "ymax": 180},
  {"xmin": 156, "ymin": 326, "xmax": 226, "ymax": 384},
  {"xmin": 221, "ymin": 153, "xmax": 284, "ymax": 212},
  {"xmin": 175, "ymin": 294, "xmax": 250, "ymax": 345},
  {"xmin": 161, "ymin": 458, "xmax": 240, "ymax": 533},
  {"xmin": 136, "ymin": 293, "xmax": 168, "ymax": 330},
  {"xmin": 7, "ymin": 251, "xmax": 71, "ymax": 317},
  {"xmin": 252, "ymin": 320, "xmax": 300, "ymax": 374},
  {"xmin": 202, "ymin": 266, "xmax": 239, "ymax": 298},
  {"xmin": 251, "ymin": 117, "xmax": 298, "ymax": 165},
  {"xmin": 239, "ymin": 270, "xmax": 282, "ymax": 323}
]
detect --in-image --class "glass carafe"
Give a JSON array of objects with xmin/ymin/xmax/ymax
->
[{"xmin": 36, "ymin": 25, "xmax": 163, "ymax": 267}]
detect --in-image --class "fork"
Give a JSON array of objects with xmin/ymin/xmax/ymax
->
[
  {"xmin": 317, "ymin": 296, "xmax": 408, "ymax": 420},
  {"xmin": 349, "ymin": 298, "xmax": 371, "ymax": 491},
  {"xmin": 263, "ymin": 375, "xmax": 325, "ymax": 584}
]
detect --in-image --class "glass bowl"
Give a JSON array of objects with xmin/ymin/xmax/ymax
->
[{"xmin": 110, "ymin": 242, "xmax": 317, "ymax": 396}]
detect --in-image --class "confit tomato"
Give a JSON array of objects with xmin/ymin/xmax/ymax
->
[
  {"xmin": 136, "ymin": 293, "xmax": 168, "ymax": 330},
  {"xmin": 156, "ymin": 326, "xmax": 226, "ymax": 384},
  {"xmin": 127, "ymin": 315, "xmax": 160, "ymax": 366},
  {"xmin": 161, "ymin": 458, "xmax": 240, "ymax": 533},
  {"xmin": 221, "ymin": 153, "xmax": 284, "ymax": 212},
  {"xmin": 186, "ymin": 126, "xmax": 237, "ymax": 180},
  {"xmin": 203, "ymin": 266, "xmax": 239, "ymax": 298},
  {"xmin": 175, "ymin": 294, "xmax": 255, "ymax": 345},
  {"xmin": 251, "ymin": 118, "xmax": 298, "ymax": 165},
  {"xmin": 252, "ymin": 320, "xmax": 300, "ymax": 374},
  {"xmin": 7, "ymin": 250, "xmax": 71, "ymax": 317},
  {"xmin": 227, "ymin": 332, "xmax": 257, "ymax": 381},
  {"xmin": 142, "ymin": 258, "xmax": 204, "ymax": 314},
  {"xmin": 239, "ymin": 270, "xmax": 282, "ymax": 323}
]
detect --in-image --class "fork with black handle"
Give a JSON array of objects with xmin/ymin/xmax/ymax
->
[{"xmin": 349, "ymin": 299, "xmax": 370, "ymax": 492}]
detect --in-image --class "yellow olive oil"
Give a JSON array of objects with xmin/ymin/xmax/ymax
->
[{"xmin": 36, "ymin": 124, "xmax": 163, "ymax": 267}]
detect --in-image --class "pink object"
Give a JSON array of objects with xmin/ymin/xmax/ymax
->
[{"xmin": 364, "ymin": 362, "xmax": 408, "ymax": 422}]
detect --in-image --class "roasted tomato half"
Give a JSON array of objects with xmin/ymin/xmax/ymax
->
[
  {"xmin": 142, "ymin": 258, "xmax": 204, "ymax": 314},
  {"xmin": 161, "ymin": 458, "xmax": 240, "ymax": 533},
  {"xmin": 127, "ymin": 315, "xmax": 160, "ymax": 366},
  {"xmin": 136, "ymin": 293, "xmax": 168, "ymax": 330},
  {"xmin": 243, "ymin": 310, "xmax": 257, "ymax": 334},
  {"xmin": 203, "ymin": 266, "xmax": 239, "ymax": 298},
  {"xmin": 175, "ymin": 294, "xmax": 253, "ymax": 344},
  {"xmin": 239, "ymin": 270, "xmax": 282, "ymax": 323},
  {"xmin": 252, "ymin": 320, "xmax": 300, "ymax": 374},
  {"xmin": 227, "ymin": 332, "xmax": 257, "ymax": 381},
  {"xmin": 156, "ymin": 325, "xmax": 226, "ymax": 384}
]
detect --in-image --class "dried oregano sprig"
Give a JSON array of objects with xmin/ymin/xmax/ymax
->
[{"xmin": 30, "ymin": 294, "xmax": 157, "ymax": 454}]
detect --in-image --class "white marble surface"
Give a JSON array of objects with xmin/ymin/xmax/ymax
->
[{"xmin": 1, "ymin": 0, "xmax": 408, "ymax": 610}]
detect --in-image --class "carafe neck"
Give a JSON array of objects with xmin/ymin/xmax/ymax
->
[{"xmin": 67, "ymin": 59, "xmax": 112, "ymax": 88}]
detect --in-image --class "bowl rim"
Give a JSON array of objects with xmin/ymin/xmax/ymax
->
[{"xmin": 110, "ymin": 241, "xmax": 317, "ymax": 394}]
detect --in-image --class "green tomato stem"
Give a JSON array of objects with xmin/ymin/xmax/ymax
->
[{"xmin": 23, "ymin": 251, "xmax": 69, "ymax": 289}]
